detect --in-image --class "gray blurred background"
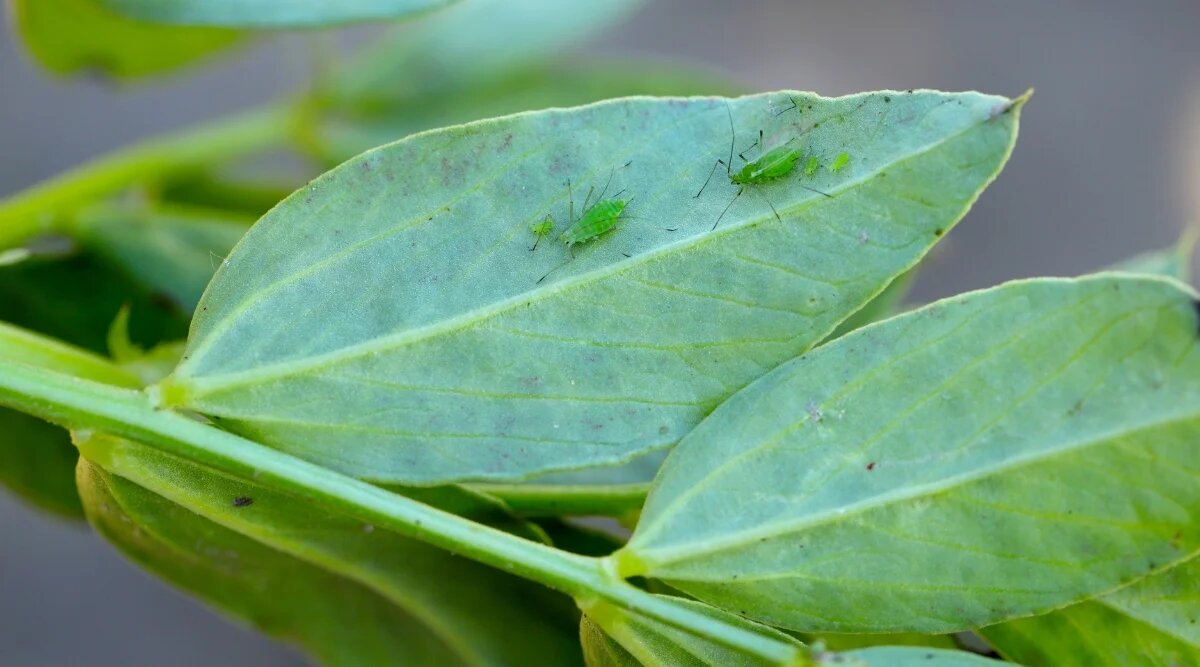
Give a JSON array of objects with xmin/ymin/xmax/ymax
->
[{"xmin": 1, "ymin": 1, "xmax": 1198, "ymax": 664}]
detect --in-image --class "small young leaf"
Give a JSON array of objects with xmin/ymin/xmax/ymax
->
[
  {"xmin": 95, "ymin": 0, "xmax": 455, "ymax": 28},
  {"xmin": 619, "ymin": 275, "xmax": 1200, "ymax": 633},
  {"xmin": 161, "ymin": 90, "xmax": 1023, "ymax": 485},
  {"xmin": 1106, "ymin": 229, "xmax": 1196, "ymax": 282},
  {"xmin": 579, "ymin": 596, "xmax": 806, "ymax": 667},
  {"xmin": 980, "ymin": 556, "xmax": 1200, "ymax": 666},
  {"xmin": 13, "ymin": 0, "xmax": 241, "ymax": 79},
  {"xmin": 77, "ymin": 432, "xmax": 583, "ymax": 666}
]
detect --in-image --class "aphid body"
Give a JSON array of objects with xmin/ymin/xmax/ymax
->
[
  {"xmin": 560, "ymin": 198, "xmax": 628, "ymax": 247},
  {"xmin": 528, "ymin": 216, "xmax": 554, "ymax": 251},
  {"xmin": 730, "ymin": 144, "xmax": 803, "ymax": 185}
]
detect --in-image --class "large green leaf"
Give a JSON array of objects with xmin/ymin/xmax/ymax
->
[
  {"xmin": 325, "ymin": 0, "xmax": 645, "ymax": 109},
  {"xmin": 579, "ymin": 596, "xmax": 805, "ymax": 667},
  {"xmin": 979, "ymin": 556, "xmax": 1200, "ymax": 666},
  {"xmin": 95, "ymin": 0, "xmax": 455, "ymax": 27},
  {"xmin": 159, "ymin": 90, "xmax": 1023, "ymax": 485},
  {"xmin": 77, "ymin": 432, "xmax": 582, "ymax": 665},
  {"xmin": 13, "ymin": 0, "xmax": 241, "ymax": 79},
  {"xmin": 72, "ymin": 206, "xmax": 251, "ymax": 312},
  {"xmin": 618, "ymin": 275, "xmax": 1200, "ymax": 633}
]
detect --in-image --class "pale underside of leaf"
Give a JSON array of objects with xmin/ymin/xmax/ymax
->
[
  {"xmin": 164, "ymin": 90, "xmax": 1021, "ymax": 484},
  {"xmin": 980, "ymin": 555, "xmax": 1200, "ymax": 666},
  {"xmin": 623, "ymin": 276, "xmax": 1200, "ymax": 633}
]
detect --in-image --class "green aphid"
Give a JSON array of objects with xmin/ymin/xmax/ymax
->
[
  {"xmin": 560, "ymin": 198, "xmax": 628, "ymax": 247},
  {"xmin": 529, "ymin": 216, "xmax": 554, "ymax": 251},
  {"xmin": 804, "ymin": 156, "xmax": 820, "ymax": 177},
  {"xmin": 695, "ymin": 101, "xmax": 831, "ymax": 231},
  {"xmin": 830, "ymin": 152, "xmax": 850, "ymax": 173}
]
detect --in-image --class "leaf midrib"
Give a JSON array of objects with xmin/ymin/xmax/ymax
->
[{"xmin": 173, "ymin": 100, "xmax": 1005, "ymax": 400}]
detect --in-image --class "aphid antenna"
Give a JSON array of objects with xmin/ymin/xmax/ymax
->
[
  {"xmin": 799, "ymin": 184, "xmax": 833, "ymax": 198},
  {"xmin": 712, "ymin": 187, "xmax": 743, "ymax": 231},
  {"xmin": 695, "ymin": 103, "xmax": 738, "ymax": 199},
  {"xmin": 773, "ymin": 95, "xmax": 800, "ymax": 117}
]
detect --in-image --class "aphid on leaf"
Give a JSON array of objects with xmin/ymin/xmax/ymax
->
[
  {"xmin": 536, "ymin": 165, "xmax": 633, "ymax": 283},
  {"xmin": 830, "ymin": 151, "xmax": 851, "ymax": 173},
  {"xmin": 804, "ymin": 156, "xmax": 820, "ymax": 177},
  {"xmin": 232, "ymin": 496, "xmax": 254, "ymax": 508},
  {"xmin": 529, "ymin": 216, "xmax": 554, "ymax": 251},
  {"xmin": 695, "ymin": 102, "xmax": 831, "ymax": 231}
]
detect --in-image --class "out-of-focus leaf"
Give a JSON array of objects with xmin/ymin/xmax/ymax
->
[
  {"xmin": 78, "ymin": 458, "xmax": 485, "ymax": 665},
  {"xmin": 159, "ymin": 90, "xmax": 1022, "ymax": 485},
  {"xmin": 95, "ymin": 0, "xmax": 455, "ymax": 28},
  {"xmin": 318, "ymin": 62, "xmax": 737, "ymax": 161},
  {"xmin": 0, "ymin": 411, "xmax": 82, "ymax": 518},
  {"xmin": 73, "ymin": 206, "xmax": 251, "ymax": 312},
  {"xmin": 326, "ymin": 0, "xmax": 644, "ymax": 108},
  {"xmin": 806, "ymin": 633, "xmax": 958, "ymax": 652},
  {"xmin": 77, "ymin": 432, "xmax": 583, "ymax": 666},
  {"xmin": 1107, "ymin": 229, "xmax": 1196, "ymax": 283},
  {"xmin": 0, "ymin": 254, "xmax": 188, "ymax": 352},
  {"xmin": 13, "ymin": 0, "xmax": 241, "ymax": 79},
  {"xmin": 619, "ymin": 275, "xmax": 1200, "ymax": 634},
  {"xmin": 579, "ymin": 596, "xmax": 806, "ymax": 667},
  {"xmin": 156, "ymin": 171, "xmax": 295, "ymax": 218},
  {"xmin": 980, "ymin": 556, "xmax": 1200, "ymax": 667}
]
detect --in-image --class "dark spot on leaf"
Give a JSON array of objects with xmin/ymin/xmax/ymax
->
[
  {"xmin": 658, "ymin": 425, "xmax": 670, "ymax": 435},
  {"xmin": 884, "ymin": 96, "xmax": 892, "ymax": 103},
  {"xmin": 934, "ymin": 228, "xmax": 944, "ymax": 236},
  {"xmin": 866, "ymin": 462, "xmax": 876, "ymax": 471},
  {"xmin": 232, "ymin": 496, "xmax": 254, "ymax": 508}
]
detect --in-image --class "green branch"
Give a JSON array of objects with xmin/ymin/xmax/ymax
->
[
  {"xmin": 0, "ymin": 105, "xmax": 294, "ymax": 248},
  {"xmin": 0, "ymin": 356, "xmax": 805, "ymax": 665}
]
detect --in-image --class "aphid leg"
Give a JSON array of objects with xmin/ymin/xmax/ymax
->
[
  {"xmin": 529, "ymin": 236, "xmax": 541, "ymax": 252},
  {"xmin": 567, "ymin": 179, "xmax": 575, "ymax": 225},
  {"xmin": 695, "ymin": 158, "xmax": 726, "ymax": 198},
  {"xmin": 738, "ymin": 131, "xmax": 763, "ymax": 162},
  {"xmin": 773, "ymin": 95, "xmax": 799, "ymax": 117},
  {"xmin": 593, "ymin": 166, "xmax": 617, "ymax": 204},
  {"xmin": 579, "ymin": 185, "xmax": 596, "ymax": 217},
  {"xmin": 712, "ymin": 187, "xmax": 743, "ymax": 231},
  {"xmin": 799, "ymin": 184, "xmax": 833, "ymax": 198}
]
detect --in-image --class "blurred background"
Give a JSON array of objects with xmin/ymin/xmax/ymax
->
[{"xmin": 1, "ymin": 1, "xmax": 1198, "ymax": 664}]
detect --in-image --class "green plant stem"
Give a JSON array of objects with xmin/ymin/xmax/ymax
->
[
  {"xmin": 0, "ymin": 105, "xmax": 294, "ymax": 248},
  {"xmin": 0, "ymin": 358, "xmax": 805, "ymax": 666}
]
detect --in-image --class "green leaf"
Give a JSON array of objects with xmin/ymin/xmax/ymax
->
[
  {"xmin": 836, "ymin": 647, "xmax": 1007, "ymax": 666},
  {"xmin": 73, "ymin": 206, "xmax": 252, "ymax": 312},
  {"xmin": 0, "ymin": 410, "xmax": 82, "ymax": 518},
  {"xmin": 78, "ymin": 458, "xmax": 486, "ymax": 665},
  {"xmin": 160, "ymin": 90, "xmax": 1023, "ymax": 485},
  {"xmin": 618, "ymin": 275, "xmax": 1200, "ymax": 634},
  {"xmin": 979, "ymin": 556, "xmax": 1200, "ymax": 666},
  {"xmin": 580, "ymin": 596, "xmax": 806, "ymax": 667},
  {"xmin": 13, "ymin": 0, "xmax": 241, "ymax": 79},
  {"xmin": 325, "ymin": 0, "xmax": 645, "ymax": 108},
  {"xmin": 95, "ymin": 0, "xmax": 455, "ymax": 27},
  {"xmin": 318, "ymin": 62, "xmax": 737, "ymax": 162},
  {"xmin": 1107, "ymin": 230, "xmax": 1196, "ymax": 283},
  {"xmin": 77, "ymin": 432, "xmax": 583, "ymax": 665}
]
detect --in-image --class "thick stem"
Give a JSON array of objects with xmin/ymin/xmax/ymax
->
[
  {"xmin": 0, "ymin": 105, "xmax": 294, "ymax": 248},
  {"xmin": 0, "ymin": 358, "xmax": 804, "ymax": 665}
]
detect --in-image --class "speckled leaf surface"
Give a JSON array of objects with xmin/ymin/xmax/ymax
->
[
  {"xmin": 620, "ymin": 275, "xmax": 1200, "ymax": 633},
  {"xmin": 980, "ymin": 556, "xmax": 1200, "ymax": 667},
  {"xmin": 78, "ymin": 432, "xmax": 581, "ymax": 666},
  {"xmin": 161, "ymin": 90, "xmax": 1022, "ymax": 484}
]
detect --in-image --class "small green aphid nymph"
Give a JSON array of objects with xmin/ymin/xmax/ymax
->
[
  {"xmin": 830, "ymin": 151, "xmax": 851, "ymax": 173},
  {"xmin": 695, "ymin": 101, "xmax": 831, "ymax": 231},
  {"xmin": 529, "ymin": 216, "xmax": 554, "ymax": 251}
]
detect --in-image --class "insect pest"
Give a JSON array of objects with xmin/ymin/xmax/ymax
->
[
  {"xmin": 695, "ymin": 101, "xmax": 832, "ymax": 231},
  {"xmin": 830, "ymin": 151, "xmax": 851, "ymax": 173},
  {"xmin": 535, "ymin": 165, "xmax": 633, "ymax": 283},
  {"xmin": 529, "ymin": 216, "xmax": 554, "ymax": 251}
]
